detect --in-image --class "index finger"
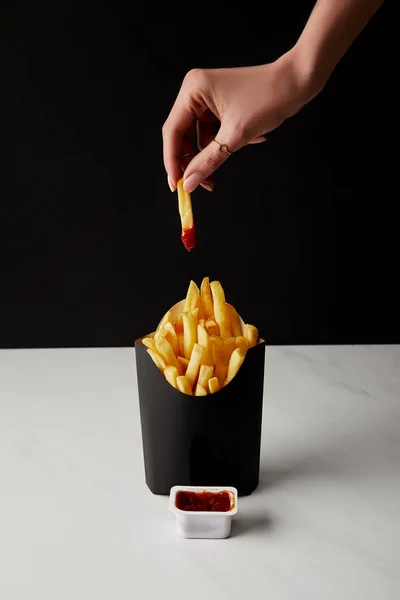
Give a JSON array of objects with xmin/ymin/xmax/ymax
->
[{"xmin": 162, "ymin": 97, "xmax": 196, "ymax": 191}]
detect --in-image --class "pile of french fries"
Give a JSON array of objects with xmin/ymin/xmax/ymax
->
[{"xmin": 141, "ymin": 278, "xmax": 259, "ymax": 396}]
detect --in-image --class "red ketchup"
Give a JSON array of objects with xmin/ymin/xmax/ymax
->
[
  {"xmin": 176, "ymin": 490, "xmax": 232, "ymax": 512},
  {"xmin": 181, "ymin": 224, "xmax": 196, "ymax": 252}
]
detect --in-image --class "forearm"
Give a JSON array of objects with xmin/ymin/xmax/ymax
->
[{"xmin": 292, "ymin": 0, "xmax": 385, "ymax": 99}]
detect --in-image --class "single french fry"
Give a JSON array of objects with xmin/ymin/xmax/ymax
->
[
  {"xmin": 228, "ymin": 304, "xmax": 243, "ymax": 337},
  {"xmin": 197, "ymin": 324, "xmax": 214, "ymax": 366},
  {"xmin": 210, "ymin": 336, "xmax": 228, "ymax": 387},
  {"xmin": 192, "ymin": 307, "xmax": 199, "ymax": 320},
  {"xmin": 163, "ymin": 322, "xmax": 179, "ymax": 356},
  {"xmin": 244, "ymin": 324, "xmax": 259, "ymax": 348},
  {"xmin": 156, "ymin": 310, "xmax": 174, "ymax": 334},
  {"xmin": 155, "ymin": 336, "xmax": 182, "ymax": 373},
  {"xmin": 185, "ymin": 343, "xmax": 205, "ymax": 389},
  {"xmin": 177, "ymin": 375, "xmax": 193, "ymax": 396},
  {"xmin": 164, "ymin": 365, "xmax": 179, "ymax": 389},
  {"xmin": 178, "ymin": 333, "xmax": 185, "ymax": 357},
  {"xmin": 142, "ymin": 337, "xmax": 157, "ymax": 351},
  {"xmin": 155, "ymin": 323, "xmax": 179, "ymax": 358},
  {"xmin": 198, "ymin": 364, "xmax": 214, "ymax": 389},
  {"xmin": 175, "ymin": 313, "xmax": 184, "ymax": 334},
  {"xmin": 208, "ymin": 376, "xmax": 220, "ymax": 394},
  {"xmin": 184, "ymin": 280, "xmax": 199, "ymax": 312},
  {"xmin": 215, "ymin": 363, "xmax": 228, "ymax": 388},
  {"xmin": 210, "ymin": 335, "xmax": 225, "ymax": 364},
  {"xmin": 224, "ymin": 348, "xmax": 246, "ymax": 386},
  {"xmin": 197, "ymin": 323, "xmax": 208, "ymax": 346},
  {"xmin": 200, "ymin": 276, "xmax": 214, "ymax": 319},
  {"xmin": 199, "ymin": 318, "xmax": 205, "ymax": 327},
  {"xmin": 204, "ymin": 338, "xmax": 214, "ymax": 366},
  {"xmin": 178, "ymin": 356, "xmax": 189, "ymax": 369},
  {"xmin": 235, "ymin": 336, "xmax": 249, "ymax": 353},
  {"xmin": 223, "ymin": 337, "xmax": 236, "ymax": 363},
  {"xmin": 183, "ymin": 280, "xmax": 204, "ymax": 317},
  {"xmin": 177, "ymin": 179, "xmax": 196, "ymax": 251},
  {"xmin": 183, "ymin": 311, "xmax": 198, "ymax": 360},
  {"xmin": 154, "ymin": 326, "xmax": 165, "ymax": 340},
  {"xmin": 205, "ymin": 319, "xmax": 220, "ymax": 336},
  {"xmin": 195, "ymin": 383, "xmax": 208, "ymax": 396},
  {"xmin": 196, "ymin": 298, "xmax": 205, "ymax": 320},
  {"xmin": 210, "ymin": 281, "xmax": 232, "ymax": 339},
  {"xmin": 146, "ymin": 349, "xmax": 166, "ymax": 372}
]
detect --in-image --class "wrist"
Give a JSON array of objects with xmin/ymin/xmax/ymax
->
[
  {"xmin": 288, "ymin": 41, "xmax": 333, "ymax": 103},
  {"xmin": 266, "ymin": 48, "xmax": 321, "ymax": 117}
]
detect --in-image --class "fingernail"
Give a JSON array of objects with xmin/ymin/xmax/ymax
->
[
  {"xmin": 167, "ymin": 175, "xmax": 176, "ymax": 192},
  {"xmin": 183, "ymin": 173, "xmax": 202, "ymax": 193}
]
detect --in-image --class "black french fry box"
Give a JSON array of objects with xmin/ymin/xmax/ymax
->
[{"xmin": 134, "ymin": 300, "xmax": 266, "ymax": 496}]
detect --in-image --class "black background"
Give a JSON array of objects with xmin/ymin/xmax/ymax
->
[{"xmin": 0, "ymin": 1, "xmax": 397, "ymax": 348}]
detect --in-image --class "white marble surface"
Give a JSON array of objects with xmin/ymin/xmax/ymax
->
[{"xmin": 0, "ymin": 346, "xmax": 399, "ymax": 600}]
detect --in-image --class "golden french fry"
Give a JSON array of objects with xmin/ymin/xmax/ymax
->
[
  {"xmin": 156, "ymin": 310, "xmax": 174, "ymax": 334},
  {"xmin": 185, "ymin": 343, "xmax": 205, "ymax": 389},
  {"xmin": 208, "ymin": 376, "xmax": 220, "ymax": 394},
  {"xmin": 178, "ymin": 333, "xmax": 185, "ymax": 357},
  {"xmin": 192, "ymin": 307, "xmax": 199, "ymax": 320},
  {"xmin": 210, "ymin": 335, "xmax": 225, "ymax": 364},
  {"xmin": 155, "ymin": 323, "xmax": 178, "ymax": 355},
  {"xmin": 200, "ymin": 276, "xmax": 214, "ymax": 319},
  {"xmin": 210, "ymin": 336, "xmax": 228, "ymax": 387},
  {"xmin": 177, "ymin": 356, "xmax": 189, "ymax": 369},
  {"xmin": 210, "ymin": 281, "xmax": 231, "ymax": 339},
  {"xmin": 197, "ymin": 324, "xmax": 214, "ymax": 366},
  {"xmin": 195, "ymin": 383, "xmax": 208, "ymax": 396},
  {"xmin": 154, "ymin": 327, "xmax": 165, "ymax": 340},
  {"xmin": 184, "ymin": 280, "xmax": 199, "ymax": 312},
  {"xmin": 163, "ymin": 322, "xmax": 179, "ymax": 356},
  {"xmin": 142, "ymin": 337, "xmax": 157, "ymax": 351},
  {"xmin": 197, "ymin": 323, "xmax": 208, "ymax": 346},
  {"xmin": 228, "ymin": 304, "xmax": 243, "ymax": 337},
  {"xmin": 164, "ymin": 365, "xmax": 179, "ymax": 389},
  {"xmin": 244, "ymin": 324, "xmax": 259, "ymax": 348},
  {"xmin": 235, "ymin": 336, "xmax": 249, "ymax": 353},
  {"xmin": 177, "ymin": 178, "xmax": 196, "ymax": 251},
  {"xmin": 224, "ymin": 348, "xmax": 246, "ymax": 386},
  {"xmin": 204, "ymin": 338, "xmax": 214, "ymax": 366},
  {"xmin": 146, "ymin": 349, "xmax": 166, "ymax": 372},
  {"xmin": 215, "ymin": 363, "xmax": 228, "ymax": 388},
  {"xmin": 199, "ymin": 318, "xmax": 205, "ymax": 327},
  {"xmin": 183, "ymin": 280, "xmax": 204, "ymax": 317},
  {"xmin": 223, "ymin": 337, "xmax": 236, "ymax": 363},
  {"xmin": 175, "ymin": 313, "xmax": 184, "ymax": 334},
  {"xmin": 198, "ymin": 364, "xmax": 214, "ymax": 389},
  {"xmin": 183, "ymin": 311, "xmax": 198, "ymax": 360},
  {"xmin": 177, "ymin": 375, "xmax": 193, "ymax": 395},
  {"xmin": 205, "ymin": 319, "xmax": 220, "ymax": 336},
  {"xmin": 155, "ymin": 336, "xmax": 182, "ymax": 373}
]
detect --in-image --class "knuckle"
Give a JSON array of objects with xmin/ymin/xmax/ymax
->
[
  {"xmin": 162, "ymin": 121, "xmax": 170, "ymax": 138},
  {"xmin": 183, "ymin": 68, "xmax": 209, "ymax": 89}
]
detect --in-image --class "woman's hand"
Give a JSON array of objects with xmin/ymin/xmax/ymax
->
[
  {"xmin": 162, "ymin": 50, "xmax": 312, "ymax": 194},
  {"xmin": 162, "ymin": 0, "xmax": 384, "ymax": 194}
]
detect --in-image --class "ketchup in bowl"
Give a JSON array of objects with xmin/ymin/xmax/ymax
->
[{"xmin": 175, "ymin": 490, "xmax": 232, "ymax": 512}]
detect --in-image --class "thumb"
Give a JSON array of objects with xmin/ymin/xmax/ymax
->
[{"xmin": 183, "ymin": 122, "xmax": 246, "ymax": 193}]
